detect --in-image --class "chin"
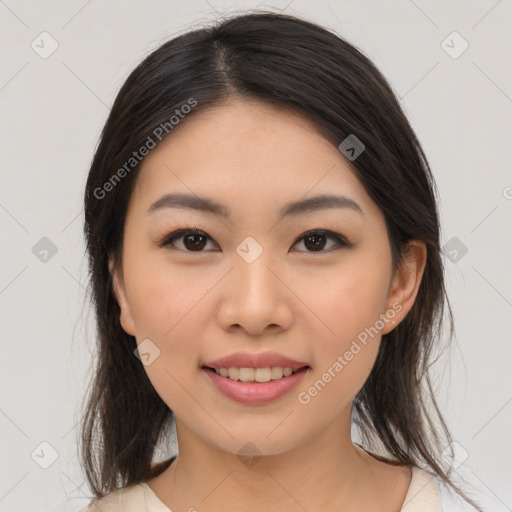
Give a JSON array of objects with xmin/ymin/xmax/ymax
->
[{"xmin": 204, "ymin": 429, "xmax": 302, "ymax": 460}]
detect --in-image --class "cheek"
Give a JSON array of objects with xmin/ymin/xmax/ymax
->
[
  {"xmin": 126, "ymin": 263, "xmax": 213, "ymax": 415},
  {"xmin": 308, "ymin": 255, "xmax": 391, "ymax": 341},
  {"xmin": 123, "ymin": 257, "xmax": 224, "ymax": 399},
  {"xmin": 125, "ymin": 252, "xmax": 216, "ymax": 341},
  {"xmin": 300, "ymin": 252, "xmax": 391, "ymax": 394}
]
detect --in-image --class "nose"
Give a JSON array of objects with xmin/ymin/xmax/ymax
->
[{"xmin": 217, "ymin": 248, "xmax": 293, "ymax": 337}]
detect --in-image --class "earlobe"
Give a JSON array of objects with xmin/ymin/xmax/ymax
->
[
  {"xmin": 108, "ymin": 256, "xmax": 136, "ymax": 336},
  {"xmin": 381, "ymin": 240, "xmax": 427, "ymax": 335}
]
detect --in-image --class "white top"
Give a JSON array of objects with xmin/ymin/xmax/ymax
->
[{"xmin": 79, "ymin": 466, "xmax": 479, "ymax": 511}]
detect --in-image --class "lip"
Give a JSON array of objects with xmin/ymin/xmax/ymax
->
[
  {"xmin": 202, "ymin": 366, "xmax": 310, "ymax": 405},
  {"xmin": 202, "ymin": 351, "xmax": 309, "ymax": 370}
]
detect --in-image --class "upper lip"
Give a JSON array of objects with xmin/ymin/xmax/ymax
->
[{"xmin": 202, "ymin": 352, "xmax": 309, "ymax": 369}]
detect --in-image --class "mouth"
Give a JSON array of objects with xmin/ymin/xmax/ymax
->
[
  {"xmin": 201, "ymin": 365, "xmax": 309, "ymax": 383},
  {"xmin": 201, "ymin": 364, "xmax": 311, "ymax": 405}
]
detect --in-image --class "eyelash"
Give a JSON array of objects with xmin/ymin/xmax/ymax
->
[{"xmin": 158, "ymin": 226, "xmax": 351, "ymax": 254}]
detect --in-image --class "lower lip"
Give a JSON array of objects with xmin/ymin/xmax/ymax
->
[{"xmin": 202, "ymin": 367, "xmax": 309, "ymax": 405}]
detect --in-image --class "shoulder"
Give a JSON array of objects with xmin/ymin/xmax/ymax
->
[
  {"xmin": 401, "ymin": 466, "xmax": 442, "ymax": 511},
  {"xmin": 401, "ymin": 467, "xmax": 480, "ymax": 512},
  {"xmin": 437, "ymin": 479, "xmax": 480, "ymax": 512},
  {"xmin": 78, "ymin": 483, "xmax": 148, "ymax": 512}
]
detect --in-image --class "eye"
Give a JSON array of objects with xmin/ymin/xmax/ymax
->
[
  {"xmin": 291, "ymin": 229, "xmax": 350, "ymax": 253},
  {"xmin": 159, "ymin": 227, "xmax": 217, "ymax": 252},
  {"xmin": 159, "ymin": 227, "xmax": 350, "ymax": 253}
]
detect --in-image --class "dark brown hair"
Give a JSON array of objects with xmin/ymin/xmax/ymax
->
[{"xmin": 80, "ymin": 10, "xmax": 482, "ymax": 510}]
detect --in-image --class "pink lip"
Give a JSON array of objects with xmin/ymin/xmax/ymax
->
[
  {"xmin": 202, "ymin": 366, "xmax": 310, "ymax": 405},
  {"xmin": 202, "ymin": 351, "xmax": 309, "ymax": 370}
]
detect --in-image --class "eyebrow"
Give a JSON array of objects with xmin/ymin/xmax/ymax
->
[{"xmin": 147, "ymin": 193, "xmax": 363, "ymax": 219}]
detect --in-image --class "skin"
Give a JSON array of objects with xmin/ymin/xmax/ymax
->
[{"xmin": 110, "ymin": 98, "xmax": 427, "ymax": 512}]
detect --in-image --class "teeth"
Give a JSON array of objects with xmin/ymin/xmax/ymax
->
[
  {"xmin": 239, "ymin": 367, "xmax": 255, "ymax": 382},
  {"xmin": 271, "ymin": 366, "xmax": 283, "ymax": 380},
  {"xmin": 213, "ymin": 366, "xmax": 301, "ymax": 382},
  {"xmin": 255, "ymin": 368, "xmax": 271, "ymax": 382}
]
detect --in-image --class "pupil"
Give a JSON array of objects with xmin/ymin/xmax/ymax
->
[
  {"xmin": 305, "ymin": 234, "xmax": 325, "ymax": 251},
  {"xmin": 185, "ymin": 234, "xmax": 206, "ymax": 250}
]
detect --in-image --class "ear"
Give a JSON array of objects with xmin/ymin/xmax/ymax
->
[
  {"xmin": 381, "ymin": 240, "xmax": 427, "ymax": 335},
  {"xmin": 109, "ymin": 256, "xmax": 136, "ymax": 336}
]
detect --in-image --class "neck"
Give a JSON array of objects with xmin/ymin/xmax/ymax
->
[{"xmin": 149, "ymin": 414, "xmax": 408, "ymax": 512}]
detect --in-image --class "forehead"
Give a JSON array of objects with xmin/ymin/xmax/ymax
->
[{"xmin": 130, "ymin": 99, "xmax": 378, "ymax": 221}]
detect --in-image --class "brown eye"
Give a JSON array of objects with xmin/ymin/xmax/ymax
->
[
  {"xmin": 160, "ymin": 228, "xmax": 350, "ymax": 253},
  {"xmin": 291, "ymin": 230, "xmax": 349, "ymax": 253},
  {"xmin": 160, "ymin": 228, "xmax": 217, "ymax": 252},
  {"xmin": 303, "ymin": 232, "xmax": 328, "ymax": 251},
  {"xmin": 182, "ymin": 232, "xmax": 208, "ymax": 251}
]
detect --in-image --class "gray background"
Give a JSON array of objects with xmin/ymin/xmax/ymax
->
[{"xmin": 0, "ymin": 1, "xmax": 511, "ymax": 511}]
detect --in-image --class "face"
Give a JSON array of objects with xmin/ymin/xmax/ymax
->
[{"xmin": 110, "ymin": 98, "xmax": 425, "ymax": 457}]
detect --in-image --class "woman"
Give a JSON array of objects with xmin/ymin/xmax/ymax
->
[{"xmin": 79, "ymin": 11, "xmax": 482, "ymax": 512}]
